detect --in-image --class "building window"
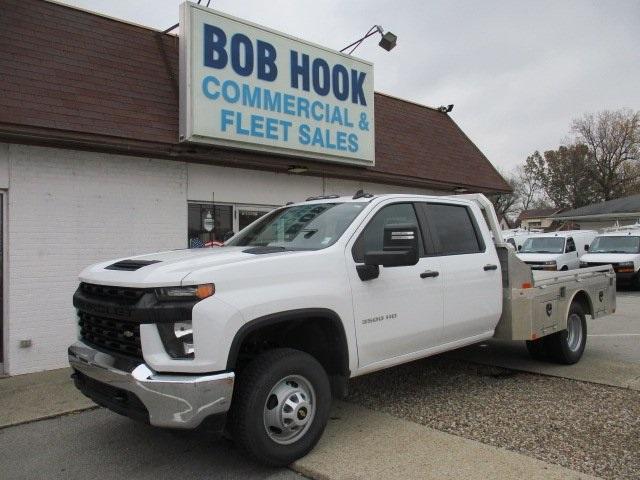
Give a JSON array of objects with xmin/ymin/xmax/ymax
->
[{"xmin": 188, "ymin": 202, "xmax": 233, "ymax": 247}]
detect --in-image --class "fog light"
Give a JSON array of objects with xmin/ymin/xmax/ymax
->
[{"xmin": 157, "ymin": 321, "xmax": 194, "ymax": 359}]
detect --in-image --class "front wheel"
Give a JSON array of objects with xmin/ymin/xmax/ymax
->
[
  {"xmin": 544, "ymin": 303, "xmax": 587, "ymax": 364},
  {"xmin": 228, "ymin": 348, "xmax": 332, "ymax": 466}
]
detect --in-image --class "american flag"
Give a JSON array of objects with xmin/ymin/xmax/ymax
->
[{"xmin": 189, "ymin": 237, "xmax": 205, "ymax": 248}]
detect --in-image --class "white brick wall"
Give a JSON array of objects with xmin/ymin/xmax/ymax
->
[
  {"xmin": 4, "ymin": 144, "xmax": 187, "ymax": 375},
  {"xmin": 1, "ymin": 143, "xmax": 444, "ymax": 375}
]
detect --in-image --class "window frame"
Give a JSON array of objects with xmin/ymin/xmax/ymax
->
[
  {"xmin": 565, "ymin": 237, "xmax": 576, "ymax": 253},
  {"xmin": 418, "ymin": 202, "xmax": 486, "ymax": 257},
  {"xmin": 351, "ymin": 202, "xmax": 430, "ymax": 263}
]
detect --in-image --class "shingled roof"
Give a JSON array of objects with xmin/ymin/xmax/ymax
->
[
  {"xmin": 0, "ymin": 0, "xmax": 511, "ymax": 193},
  {"xmin": 553, "ymin": 194, "xmax": 640, "ymax": 219}
]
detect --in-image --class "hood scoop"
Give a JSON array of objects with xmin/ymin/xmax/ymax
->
[{"xmin": 105, "ymin": 259, "xmax": 161, "ymax": 271}]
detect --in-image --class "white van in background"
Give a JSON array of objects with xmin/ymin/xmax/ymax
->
[
  {"xmin": 517, "ymin": 230, "xmax": 598, "ymax": 271},
  {"xmin": 502, "ymin": 228, "xmax": 539, "ymax": 251},
  {"xmin": 580, "ymin": 225, "xmax": 640, "ymax": 289}
]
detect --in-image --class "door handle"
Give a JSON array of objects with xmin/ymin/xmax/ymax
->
[
  {"xmin": 483, "ymin": 264, "xmax": 498, "ymax": 271},
  {"xmin": 420, "ymin": 270, "xmax": 439, "ymax": 278}
]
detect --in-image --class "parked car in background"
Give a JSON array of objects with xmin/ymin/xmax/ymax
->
[
  {"xmin": 581, "ymin": 226, "xmax": 640, "ymax": 289},
  {"xmin": 517, "ymin": 230, "xmax": 598, "ymax": 270}
]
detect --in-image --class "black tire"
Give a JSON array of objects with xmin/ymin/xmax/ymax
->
[
  {"xmin": 525, "ymin": 338, "xmax": 547, "ymax": 360},
  {"xmin": 560, "ymin": 265, "xmax": 569, "ymax": 271},
  {"xmin": 543, "ymin": 303, "xmax": 587, "ymax": 364},
  {"xmin": 228, "ymin": 348, "xmax": 332, "ymax": 466},
  {"xmin": 632, "ymin": 274, "xmax": 640, "ymax": 291}
]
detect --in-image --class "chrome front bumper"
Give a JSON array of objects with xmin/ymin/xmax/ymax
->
[{"xmin": 68, "ymin": 341, "xmax": 234, "ymax": 429}]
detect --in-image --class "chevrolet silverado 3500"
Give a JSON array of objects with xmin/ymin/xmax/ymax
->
[{"xmin": 68, "ymin": 193, "xmax": 616, "ymax": 465}]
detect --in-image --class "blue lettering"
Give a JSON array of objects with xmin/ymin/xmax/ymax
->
[
  {"xmin": 256, "ymin": 40, "xmax": 277, "ymax": 81},
  {"xmin": 311, "ymin": 101, "xmax": 324, "ymax": 121},
  {"xmin": 290, "ymin": 51, "xmax": 310, "ymax": 92},
  {"xmin": 298, "ymin": 124, "xmax": 311, "ymax": 145},
  {"xmin": 312, "ymin": 58, "xmax": 330, "ymax": 96},
  {"xmin": 230, "ymin": 33, "xmax": 254, "ymax": 76},
  {"xmin": 311, "ymin": 127, "xmax": 324, "ymax": 147},
  {"xmin": 220, "ymin": 109, "xmax": 234, "ymax": 131},
  {"xmin": 336, "ymin": 131, "xmax": 347, "ymax": 151},
  {"xmin": 283, "ymin": 94, "xmax": 295, "ymax": 115},
  {"xmin": 351, "ymin": 69, "xmax": 367, "ymax": 106},
  {"xmin": 280, "ymin": 120, "xmax": 292, "ymax": 141},
  {"xmin": 348, "ymin": 133, "xmax": 358, "ymax": 152},
  {"xmin": 264, "ymin": 90, "xmax": 281, "ymax": 112},
  {"xmin": 203, "ymin": 24, "xmax": 228, "ymax": 69},
  {"xmin": 250, "ymin": 115, "xmax": 264, "ymax": 137},
  {"xmin": 330, "ymin": 106, "xmax": 343, "ymax": 125},
  {"xmin": 332, "ymin": 65, "xmax": 349, "ymax": 101},
  {"xmin": 265, "ymin": 118, "xmax": 279, "ymax": 140},
  {"xmin": 242, "ymin": 84, "xmax": 261, "ymax": 108},
  {"xmin": 202, "ymin": 75, "xmax": 220, "ymax": 99},
  {"xmin": 325, "ymin": 129, "xmax": 337, "ymax": 150},
  {"xmin": 221, "ymin": 80, "xmax": 240, "ymax": 103},
  {"xmin": 236, "ymin": 112, "xmax": 250, "ymax": 135},
  {"xmin": 297, "ymin": 98, "xmax": 310, "ymax": 118}
]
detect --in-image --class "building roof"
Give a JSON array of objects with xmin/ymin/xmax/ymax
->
[
  {"xmin": 0, "ymin": 0, "xmax": 511, "ymax": 193},
  {"xmin": 518, "ymin": 207, "xmax": 562, "ymax": 221},
  {"xmin": 552, "ymin": 194, "xmax": 640, "ymax": 220}
]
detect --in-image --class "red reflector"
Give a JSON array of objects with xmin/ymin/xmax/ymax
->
[{"xmin": 522, "ymin": 282, "xmax": 532, "ymax": 289}]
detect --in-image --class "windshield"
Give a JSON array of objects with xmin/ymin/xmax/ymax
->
[
  {"xmin": 589, "ymin": 236, "xmax": 640, "ymax": 254},
  {"xmin": 226, "ymin": 202, "xmax": 366, "ymax": 250},
  {"xmin": 520, "ymin": 237, "xmax": 565, "ymax": 254}
]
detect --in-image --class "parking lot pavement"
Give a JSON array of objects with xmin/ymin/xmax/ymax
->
[
  {"xmin": 447, "ymin": 289, "xmax": 640, "ymax": 390},
  {"xmin": 0, "ymin": 409, "xmax": 305, "ymax": 480}
]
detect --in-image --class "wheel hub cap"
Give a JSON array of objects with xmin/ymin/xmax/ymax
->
[
  {"xmin": 566, "ymin": 313, "xmax": 583, "ymax": 352},
  {"xmin": 263, "ymin": 375, "xmax": 316, "ymax": 445}
]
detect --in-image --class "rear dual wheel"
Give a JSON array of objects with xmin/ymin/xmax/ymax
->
[{"xmin": 525, "ymin": 303, "xmax": 587, "ymax": 364}]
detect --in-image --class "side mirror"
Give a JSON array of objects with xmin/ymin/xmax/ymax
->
[
  {"xmin": 584, "ymin": 244, "xmax": 589, "ymax": 251},
  {"xmin": 517, "ymin": 245, "xmax": 522, "ymax": 251},
  {"xmin": 223, "ymin": 231, "xmax": 235, "ymax": 242},
  {"xmin": 364, "ymin": 224, "xmax": 420, "ymax": 268}
]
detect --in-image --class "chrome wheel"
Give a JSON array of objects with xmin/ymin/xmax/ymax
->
[
  {"xmin": 263, "ymin": 375, "xmax": 316, "ymax": 445},
  {"xmin": 566, "ymin": 313, "xmax": 583, "ymax": 352}
]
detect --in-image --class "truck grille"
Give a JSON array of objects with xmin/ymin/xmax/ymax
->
[
  {"xmin": 79, "ymin": 282, "xmax": 146, "ymax": 305},
  {"xmin": 76, "ymin": 283, "xmax": 147, "ymax": 359},
  {"xmin": 78, "ymin": 312, "xmax": 142, "ymax": 358}
]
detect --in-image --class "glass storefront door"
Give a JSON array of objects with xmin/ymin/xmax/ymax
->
[{"xmin": 237, "ymin": 207, "xmax": 272, "ymax": 231}]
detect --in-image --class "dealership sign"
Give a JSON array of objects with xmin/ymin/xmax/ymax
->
[{"xmin": 179, "ymin": 2, "xmax": 375, "ymax": 166}]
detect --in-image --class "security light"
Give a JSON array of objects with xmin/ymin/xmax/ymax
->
[
  {"xmin": 438, "ymin": 105, "xmax": 455, "ymax": 113},
  {"xmin": 341, "ymin": 25, "xmax": 398, "ymax": 55}
]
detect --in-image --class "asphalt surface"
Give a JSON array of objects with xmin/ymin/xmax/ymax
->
[{"xmin": 0, "ymin": 409, "xmax": 306, "ymax": 480}]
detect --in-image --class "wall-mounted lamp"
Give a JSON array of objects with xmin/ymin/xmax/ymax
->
[
  {"xmin": 341, "ymin": 25, "xmax": 398, "ymax": 55},
  {"xmin": 288, "ymin": 165, "xmax": 308, "ymax": 174}
]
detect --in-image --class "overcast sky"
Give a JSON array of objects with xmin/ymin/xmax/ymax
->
[{"xmin": 56, "ymin": 0, "xmax": 640, "ymax": 172}]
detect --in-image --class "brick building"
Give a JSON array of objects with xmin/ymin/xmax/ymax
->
[{"xmin": 0, "ymin": 0, "xmax": 510, "ymax": 374}]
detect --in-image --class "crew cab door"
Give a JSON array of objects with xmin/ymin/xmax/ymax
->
[
  {"xmin": 418, "ymin": 201, "xmax": 502, "ymax": 343},
  {"xmin": 347, "ymin": 201, "xmax": 444, "ymax": 368}
]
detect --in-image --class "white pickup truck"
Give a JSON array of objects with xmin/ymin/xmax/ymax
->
[{"xmin": 68, "ymin": 193, "xmax": 616, "ymax": 466}]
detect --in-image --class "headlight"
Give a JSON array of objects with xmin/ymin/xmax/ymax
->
[
  {"xmin": 542, "ymin": 260, "xmax": 557, "ymax": 270},
  {"xmin": 157, "ymin": 321, "xmax": 194, "ymax": 359},
  {"xmin": 155, "ymin": 284, "xmax": 215, "ymax": 301},
  {"xmin": 615, "ymin": 261, "xmax": 635, "ymax": 273},
  {"xmin": 580, "ymin": 261, "xmax": 589, "ymax": 268},
  {"xmin": 543, "ymin": 261, "xmax": 557, "ymax": 265}
]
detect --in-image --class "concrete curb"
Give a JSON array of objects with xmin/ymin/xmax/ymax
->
[{"xmin": 292, "ymin": 402, "xmax": 599, "ymax": 480}]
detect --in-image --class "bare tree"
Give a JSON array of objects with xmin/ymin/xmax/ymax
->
[
  {"xmin": 572, "ymin": 108, "xmax": 640, "ymax": 200},
  {"xmin": 514, "ymin": 156, "xmax": 543, "ymax": 211}
]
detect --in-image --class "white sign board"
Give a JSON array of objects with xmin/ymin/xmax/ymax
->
[{"xmin": 179, "ymin": 2, "xmax": 375, "ymax": 166}]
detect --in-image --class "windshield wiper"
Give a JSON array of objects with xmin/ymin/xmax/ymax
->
[{"xmin": 302, "ymin": 229, "xmax": 318, "ymax": 239}]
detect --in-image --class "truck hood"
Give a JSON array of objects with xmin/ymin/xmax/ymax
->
[
  {"xmin": 581, "ymin": 253, "xmax": 640, "ymax": 264},
  {"xmin": 79, "ymin": 247, "xmax": 298, "ymax": 287},
  {"xmin": 516, "ymin": 253, "xmax": 561, "ymax": 263}
]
